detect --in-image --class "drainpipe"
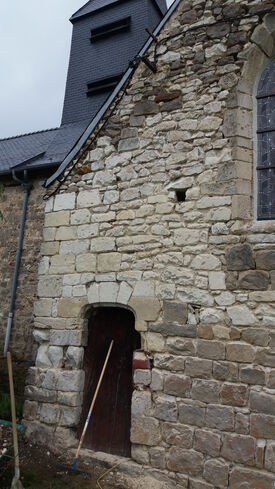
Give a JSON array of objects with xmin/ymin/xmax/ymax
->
[{"xmin": 3, "ymin": 170, "xmax": 32, "ymax": 356}]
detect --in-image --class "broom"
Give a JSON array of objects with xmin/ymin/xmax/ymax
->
[
  {"xmin": 7, "ymin": 352, "xmax": 24, "ymax": 489},
  {"xmin": 58, "ymin": 340, "xmax": 114, "ymax": 475}
]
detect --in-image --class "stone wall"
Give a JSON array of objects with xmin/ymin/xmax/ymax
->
[
  {"xmin": 0, "ymin": 178, "xmax": 46, "ymax": 360},
  {"xmin": 24, "ymin": 1, "xmax": 275, "ymax": 488}
]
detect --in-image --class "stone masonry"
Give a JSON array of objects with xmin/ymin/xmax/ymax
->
[
  {"xmin": 0, "ymin": 178, "xmax": 45, "ymax": 360},
  {"xmin": 24, "ymin": 1, "xmax": 275, "ymax": 488}
]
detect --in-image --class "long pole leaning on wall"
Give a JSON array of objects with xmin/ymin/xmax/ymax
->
[{"xmin": 4, "ymin": 169, "xmax": 32, "ymax": 357}]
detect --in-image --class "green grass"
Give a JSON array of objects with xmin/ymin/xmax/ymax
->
[{"xmin": 0, "ymin": 392, "xmax": 23, "ymax": 421}]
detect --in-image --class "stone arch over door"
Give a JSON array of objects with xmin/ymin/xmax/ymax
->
[{"xmin": 222, "ymin": 12, "xmax": 275, "ymax": 221}]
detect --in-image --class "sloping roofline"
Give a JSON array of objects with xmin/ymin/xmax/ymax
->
[
  {"xmin": 70, "ymin": 0, "xmax": 167, "ymax": 22},
  {"xmin": 44, "ymin": 0, "xmax": 180, "ymax": 188}
]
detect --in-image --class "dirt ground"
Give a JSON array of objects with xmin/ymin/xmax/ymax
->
[{"xmin": 0, "ymin": 427, "xmax": 101, "ymax": 489}]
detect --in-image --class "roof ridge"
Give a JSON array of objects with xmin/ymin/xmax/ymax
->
[{"xmin": 0, "ymin": 127, "xmax": 59, "ymax": 142}]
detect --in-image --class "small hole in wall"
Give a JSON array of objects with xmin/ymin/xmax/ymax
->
[{"xmin": 175, "ymin": 190, "xmax": 187, "ymax": 202}]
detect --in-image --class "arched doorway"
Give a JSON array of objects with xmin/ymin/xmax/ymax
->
[{"xmin": 80, "ymin": 306, "xmax": 141, "ymax": 457}]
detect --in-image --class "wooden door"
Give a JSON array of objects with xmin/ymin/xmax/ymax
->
[{"xmin": 80, "ymin": 307, "xmax": 140, "ymax": 456}]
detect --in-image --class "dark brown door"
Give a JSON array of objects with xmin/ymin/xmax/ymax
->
[{"xmin": 80, "ymin": 307, "xmax": 140, "ymax": 457}]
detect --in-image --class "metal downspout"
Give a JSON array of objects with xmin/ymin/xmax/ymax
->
[{"xmin": 3, "ymin": 170, "xmax": 32, "ymax": 356}]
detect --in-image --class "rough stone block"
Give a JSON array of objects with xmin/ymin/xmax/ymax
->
[
  {"xmin": 129, "ymin": 297, "xmax": 161, "ymax": 321},
  {"xmin": 54, "ymin": 193, "xmax": 75, "ymax": 211},
  {"xmin": 33, "ymin": 299, "xmax": 53, "ymax": 317},
  {"xmin": 57, "ymin": 297, "xmax": 87, "ymax": 318},
  {"xmin": 208, "ymin": 271, "xmax": 226, "ymax": 290},
  {"xmin": 239, "ymin": 365, "xmax": 265, "ymax": 385},
  {"xmin": 65, "ymin": 346, "xmax": 84, "ymax": 368},
  {"xmin": 164, "ymin": 374, "xmax": 191, "ymax": 398},
  {"xmin": 229, "ymin": 466, "xmax": 274, "ymax": 489},
  {"xmin": 197, "ymin": 339, "xmax": 225, "ymax": 360},
  {"xmin": 50, "ymin": 330, "xmax": 84, "ymax": 347},
  {"xmin": 41, "ymin": 242, "xmax": 60, "ymax": 256},
  {"xmin": 55, "ymin": 226, "xmax": 78, "ymax": 241},
  {"xmin": 226, "ymin": 244, "xmax": 255, "ymax": 271},
  {"xmin": 204, "ymin": 459, "xmax": 229, "ymax": 487},
  {"xmin": 213, "ymin": 361, "xmax": 238, "ymax": 382},
  {"xmin": 45, "ymin": 211, "xmax": 70, "ymax": 227},
  {"xmin": 117, "ymin": 282, "xmax": 133, "ymax": 305},
  {"xmin": 163, "ymin": 300, "xmax": 188, "ymax": 324},
  {"xmin": 133, "ymin": 369, "xmax": 151, "ymax": 386},
  {"xmin": 191, "ymin": 380, "xmax": 220, "ymax": 404},
  {"xmin": 256, "ymin": 251, "xmax": 275, "ymax": 270},
  {"xmin": 226, "ymin": 342, "xmax": 255, "ymax": 363},
  {"xmin": 167, "ymin": 448, "xmax": 204, "ymax": 476},
  {"xmin": 149, "ymin": 322, "xmax": 196, "ymax": 338},
  {"xmin": 90, "ymin": 238, "xmax": 116, "ymax": 252},
  {"xmin": 191, "ymin": 254, "xmax": 221, "ymax": 271},
  {"xmin": 238, "ymin": 271, "xmax": 269, "ymax": 290},
  {"xmin": 162, "ymin": 422, "xmax": 193, "ymax": 449},
  {"xmin": 206, "ymin": 404, "xmax": 234, "ymax": 432},
  {"xmin": 49, "ymin": 254, "xmax": 75, "ymax": 274},
  {"xmin": 40, "ymin": 403, "xmax": 60, "ymax": 424},
  {"xmin": 154, "ymin": 394, "xmax": 177, "ymax": 422},
  {"xmin": 265, "ymin": 441, "xmax": 275, "ymax": 473},
  {"xmin": 179, "ymin": 402, "xmax": 205, "ymax": 427},
  {"xmin": 221, "ymin": 433, "xmax": 255, "ymax": 465},
  {"xmin": 77, "ymin": 190, "xmax": 101, "ymax": 208},
  {"xmin": 250, "ymin": 391, "xmax": 275, "ymax": 417},
  {"xmin": 221, "ymin": 383, "xmax": 248, "ymax": 407},
  {"xmin": 185, "ymin": 358, "xmax": 212, "ymax": 379},
  {"xmin": 48, "ymin": 346, "xmax": 63, "ymax": 368},
  {"xmin": 166, "ymin": 337, "xmax": 196, "ymax": 356},
  {"xmin": 99, "ymin": 282, "xmax": 119, "ymax": 303},
  {"xmin": 151, "ymin": 369, "xmax": 164, "ymax": 391},
  {"xmin": 76, "ymin": 253, "xmax": 96, "ymax": 272},
  {"xmin": 77, "ymin": 224, "xmax": 99, "ymax": 239},
  {"xmin": 60, "ymin": 406, "xmax": 81, "ymax": 427},
  {"xmin": 60, "ymin": 240, "xmax": 90, "ymax": 255},
  {"xmin": 251, "ymin": 413, "xmax": 275, "ymax": 439},
  {"xmin": 132, "ymin": 390, "xmax": 152, "ymax": 416},
  {"xmin": 149, "ymin": 447, "xmax": 166, "ymax": 470},
  {"xmin": 98, "ymin": 252, "xmax": 121, "ymax": 272},
  {"xmin": 70, "ymin": 208, "xmax": 90, "ymax": 225},
  {"xmin": 194, "ymin": 429, "xmax": 221, "ymax": 457},
  {"xmin": 131, "ymin": 416, "xmax": 161, "ymax": 446}
]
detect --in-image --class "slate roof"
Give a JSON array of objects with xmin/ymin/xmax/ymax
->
[
  {"xmin": 0, "ymin": 120, "xmax": 90, "ymax": 175},
  {"xmin": 0, "ymin": 0, "xmax": 168, "ymax": 176},
  {"xmin": 70, "ymin": 0, "xmax": 167, "ymax": 21}
]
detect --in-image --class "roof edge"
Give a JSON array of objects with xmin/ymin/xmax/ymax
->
[
  {"xmin": 45, "ymin": 0, "xmax": 181, "ymax": 188},
  {"xmin": 0, "ymin": 127, "xmax": 58, "ymax": 142}
]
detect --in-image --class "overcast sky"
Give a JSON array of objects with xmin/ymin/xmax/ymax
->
[{"xmin": 0, "ymin": 0, "xmax": 175, "ymax": 139}]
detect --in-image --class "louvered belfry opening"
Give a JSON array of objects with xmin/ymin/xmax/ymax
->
[{"xmin": 80, "ymin": 306, "xmax": 141, "ymax": 457}]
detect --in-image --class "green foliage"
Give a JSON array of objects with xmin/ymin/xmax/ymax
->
[{"xmin": 0, "ymin": 392, "xmax": 23, "ymax": 421}]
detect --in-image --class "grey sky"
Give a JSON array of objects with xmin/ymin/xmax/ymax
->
[{"xmin": 0, "ymin": 0, "xmax": 175, "ymax": 139}]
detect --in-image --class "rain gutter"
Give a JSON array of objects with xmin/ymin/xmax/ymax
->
[{"xmin": 4, "ymin": 170, "xmax": 32, "ymax": 356}]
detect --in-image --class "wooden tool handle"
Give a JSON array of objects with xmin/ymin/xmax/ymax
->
[
  {"xmin": 74, "ymin": 340, "xmax": 114, "ymax": 466},
  {"xmin": 7, "ymin": 352, "xmax": 20, "ymax": 478}
]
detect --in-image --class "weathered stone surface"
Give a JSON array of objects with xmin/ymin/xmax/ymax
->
[
  {"xmin": 154, "ymin": 394, "xmax": 177, "ymax": 422},
  {"xmin": 194, "ymin": 429, "xmax": 221, "ymax": 457},
  {"xmin": 167, "ymin": 337, "xmax": 196, "ymax": 356},
  {"xmin": 191, "ymin": 380, "xmax": 220, "ymax": 404},
  {"xmin": 229, "ymin": 466, "xmax": 274, "ymax": 489},
  {"xmin": 265, "ymin": 442, "xmax": 275, "ymax": 473},
  {"xmin": 167, "ymin": 448, "xmax": 204, "ymax": 476},
  {"xmin": 197, "ymin": 339, "xmax": 225, "ymax": 360},
  {"xmin": 227, "ymin": 306, "xmax": 256, "ymax": 326},
  {"xmin": 132, "ymin": 390, "xmax": 152, "ymax": 416},
  {"xmin": 179, "ymin": 402, "xmax": 205, "ymax": 427},
  {"xmin": 250, "ymin": 391, "xmax": 275, "ymax": 417},
  {"xmin": 149, "ymin": 322, "xmax": 196, "ymax": 338},
  {"xmin": 221, "ymin": 383, "xmax": 248, "ymax": 407},
  {"xmin": 128, "ymin": 297, "xmax": 161, "ymax": 321},
  {"xmin": 65, "ymin": 346, "xmax": 84, "ymax": 368},
  {"xmin": 54, "ymin": 193, "xmax": 75, "ymax": 211},
  {"xmin": 204, "ymin": 459, "xmax": 229, "ymax": 487},
  {"xmin": 238, "ymin": 271, "xmax": 269, "ymax": 290},
  {"xmin": 163, "ymin": 374, "xmax": 191, "ymax": 398},
  {"xmin": 98, "ymin": 253, "xmax": 121, "ymax": 272},
  {"xmin": 44, "ymin": 211, "xmax": 70, "ymax": 227},
  {"xmin": 163, "ymin": 300, "xmax": 188, "ymax": 324},
  {"xmin": 57, "ymin": 298, "xmax": 87, "ymax": 318},
  {"xmin": 256, "ymin": 251, "xmax": 275, "ymax": 270},
  {"xmin": 76, "ymin": 253, "xmax": 96, "ymax": 272},
  {"xmin": 38, "ymin": 276, "xmax": 63, "ymax": 298},
  {"xmin": 162, "ymin": 422, "xmax": 193, "ymax": 449},
  {"xmin": 48, "ymin": 346, "xmax": 63, "ymax": 368},
  {"xmin": 251, "ymin": 413, "xmax": 275, "ymax": 439},
  {"xmin": 77, "ymin": 190, "xmax": 101, "ymax": 208},
  {"xmin": 239, "ymin": 365, "xmax": 265, "ymax": 385},
  {"xmin": 185, "ymin": 358, "xmax": 212, "ymax": 379},
  {"xmin": 226, "ymin": 342, "xmax": 255, "ymax": 363},
  {"xmin": 206, "ymin": 404, "xmax": 234, "ymax": 432},
  {"xmin": 131, "ymin": 416, "xmax": 161, "ymax": 446},
  {"xmin": 222, "ymin": 433, "xmax": 255, "ymax": 465},
  {"xmin": 226, "ymin": 245, "xmax": 255, "ymax": 271}
]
